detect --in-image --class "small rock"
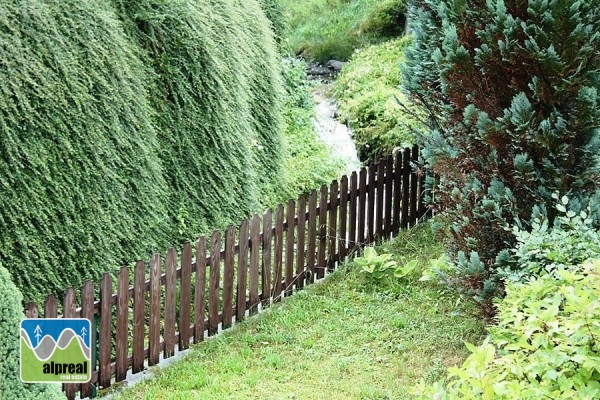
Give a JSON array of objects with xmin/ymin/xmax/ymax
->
[{"xmin": 326, "ymin": 59, "xmax": 347, "ymax": 72}]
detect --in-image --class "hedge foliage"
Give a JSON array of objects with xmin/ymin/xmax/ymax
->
[
  {"xmin": 0, "ymin": 0, "xmax": 283, "ymax": 304},
  {"xmin": 0, "ymin": 264, "xmax": 64, "ymax": 399}
]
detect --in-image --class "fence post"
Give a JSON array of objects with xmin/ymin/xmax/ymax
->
[
  {"xmin": 223, "ymin": 227, "xmax": 235, "ymax": 329},
  {"xmin": 132, "ymin": 261, "xmax": 145, "ymax": 373},
  {"xmin": 208, "ymin": 231, "xmax": 221, "ymax": 336},
  {"xmin": 194, "ymin": 237, "xmax": 207, "ymax": 342},
  {"xmin": 328, "ymin": 180, "xmax": 338, "ymax": 272},
  {"xmin": 116, "ymin": 266, "xmax": 130, "ymax": 381},
  {"xmin": 296, "ymin": 195, "xmax": 307, "ymax": 289}
]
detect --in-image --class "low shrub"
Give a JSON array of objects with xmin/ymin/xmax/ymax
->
[
  {"xmin": 412, "ymin": 262, "xmax": 600, "ymax": 399},
  {"xmin": 0, "ymin": 264, "xmax": 64, "ymax": 399},
  {"xmin": 359, "ymin": 0, "xmax": 407, "ymax": 38},
  {"xmin": 333, "ymin": 36, "xmax": 423, "ymax": 162}
]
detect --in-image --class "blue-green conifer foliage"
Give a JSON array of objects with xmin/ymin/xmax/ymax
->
[
  {"xmin": 403, "ymin": 0, "xmax": 600, "ymax": 314},
  {"xmin": 0, "ymin": 0, "xmax": 283, "ymax": 304}
]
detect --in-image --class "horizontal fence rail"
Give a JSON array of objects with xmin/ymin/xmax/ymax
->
[{"xmin": 22, "ymin": 146, "xmax": 429, "ymax": 399}]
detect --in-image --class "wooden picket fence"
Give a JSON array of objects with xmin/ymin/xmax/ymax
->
[{"xmin": 23, "ymin": 145, "xmax": 429, "ymax": 399}]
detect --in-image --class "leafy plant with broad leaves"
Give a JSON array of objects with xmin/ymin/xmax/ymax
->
[{"xmin": 354, "ymin": 247, "xmax": 416, "ymax": 281}]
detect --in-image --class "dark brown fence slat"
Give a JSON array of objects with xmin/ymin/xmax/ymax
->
[
  {"xmin": 339, "ymin": 175, "xmax": 348, "ymax": 262},
  {"xmin": 44, "ymin": 294, "xmax": 57, "ymax": 318},
  {"xmin": 401, "ymin": 147, "xmax": 411, "ymax": 229},
  {"xmin": 328, "ymin": 180, "xmax": 338, "ymax": 272},
  {"xmin": 296, "ymin": 195, "xmax": 306, "ymax": 289},
  {"xmin": 376, "ymin": 160, "xmax": 385, "ymax": 238},
  {"xmin": 164, "ymin": 249, "xmax": 177, "ymax": 358},
  {"xmin": 24, "ymin": 302, "xmax": 38, "ymax": 318},
  {"xmin": 250, "ymin": 215, "xmax": 261, "ymax": 314},
  {"xmin": 194, "ymin": 237, "xmax": 207, "ymax": 343},
  {"xmin": 273, "ymin": 205, "xmax": 284, "ymax": 301},
  {"xmin": 132, "ymin": 261, "xmax": 145, "ymax": 373},
  {"xmin": 222, "ymin": 227, "xmax": 235, "ymax": 329},
  {"xmin": 349, "ymin": 171, "xmax": 358, "ymax": 254},
  {"xmin": 149, "ymin": 254, "xmax": 161, "ymax": 366},
  {"xmin": 99, "ymin": 273, "xmax": 112, "ymax": 387},
  {"xmin": 236, "ymin": 222, "xmax": 249, "ymax": 321},
  {"xmin": 116, "ymin": 266, "xmax": 129, "ymax": 381},
  {"xmin": 307, "ymin": 190, "xmax": 317, "ymax": 284},
  {"xmin": 80, "ymin": 280, "xmax": 95, "ymax": 397},
  {"xmin": 208, "ymin": 231, "xmax": 221, "ymax": 336},
  {"xmin": 410, "ymin": 144, "xmax": 419, "ymax": 227},
  {"xmin": 179, "ymin": 243, "xmax": 192, "ymax": 349},
  {"xmin": 285, "ymin": 200, "xmax": 295, "ymax": 296},
  {"xmin": 262, "ymin": 210, "xmax": 273, "ymax": 305},
  {"xmin": 367, "ymin": 164, "xmax": 376, "ymax": 243},
  {"xmin": 317, "ymin": 185, "xmax": 328, "ymax": 279},
  {"xmin": 358, "ymin": 168, "xmax": 367, "ymax": 247},
  {"xmin": 385, "ymin": 155, "xmax": 394, "ymax": 236},
  {"xmin": 63, "ymin": 288, "xmax": 77, "ymax": 399},
  {"xmin": 393, "ymin": 151, "xmax": 403, "ymax": 232}
]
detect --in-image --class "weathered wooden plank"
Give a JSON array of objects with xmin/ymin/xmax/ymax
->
[
  {"xmin": 410, "ymin": 144, "xmax": 419, "ymax": 227},
  {"xmin": 296, "ymin": 194, "xmax": 306, "ymax": 289},
  {"xmin": 63, "ymin": 288, "xmax": 77, "ymax": 399},
  {"xmin": 222, "ymin": 227, "xmax": 235, "ymax": 328},
  {"xmin": 99, "ymin": 273, "xmax": 112, "ymax": 387},
  {"xmin": 339, "ymin": 175, "xmax": 348, "ymax": 262},
  {"xmin": 317, "ymin": 184, "xmax": 328, "ymax": 279},
  {"xmin": 208, "ymin": 231, "xmax": 221, "ymax": 336},
  {"xmin": 273, "ymin": 205, "xmax": 284, "ymax": 301},
  {"xmin": 306, "ymin": 190, "xmax": 317, "ymax": 284},
  {"xmin": 358, "ymin": 168, "xmax": 367, "ymax": 247},
  {"xmin": 384, "ymin": 155, "xmax": 394, "ymax": 236},
  {"xmin": 116, "ymin": 266, "xmax": 129, "ymax": 381},
  {"xmin": 164, "ymin": 249, "xmax": 177, "ymax": 358},
  {"xmin": 285, "ymin": 200, "xmax": 295, "ymax": 296},
  {"xmin": 149, "ymin": 254, "xmax": 161, "ymax": 366},
  {"xmin": 179, "ymin": 243, "xmax": 192, "ymax": 349},
  {"xmin": 236, "ymin": 222, "xmax": 248, "ymax": 322},
  {"xmin": 80, "ymin": 281, "xmax": 95, "ymax": 397},
  {"xmin": 376, "ymin": 160, "xmax": 385, "ymax": 238},
  {"xmin": 24, "ymin": 302, "xmax": 38, "ymax": 318},
  {"xmin": 250, "ymin": 215, "xmax": 261, "ymax": 314},
  {"xmin": 367, "ymin": 163, "xmax": 376, "ymax": 243},
  {"xmin": 44, "ymin": 294, "xmax": 57, "ymax": 318},
  {"xmin": 262, "ymin": 210, "xmax": 273, "ymax": 306},
  {"xmin": 401, "ymin": 147, "xmax": 411, "ymax": 229},
  {"xmin": 393, "ymin": 151, "xmax": 403, "ymax": 232},
  {"xmin": 132, "ymin": 261, "xmax": 145, "ymax": 373},
  {"xmin": 349, "ymin": 171, "xmax": 358, "ymax": 254},
  {"xmin": 328, "ymin": 180, "xmax": 338, "ymax": 272},
  {"xmin": 194, "ymin": 237, "xmax": 207, "ymax": 343}
]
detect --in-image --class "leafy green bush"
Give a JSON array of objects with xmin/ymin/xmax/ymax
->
[
  {"xmin": 0, "ymin": 264, "xmax": 64, "ymax": 399},
  {"xmin": 257, "ymin": 0, "xmax": 287, "ymax": 45},
  {"xmin": 412, "ymin": 262, "xmax": 600, "ymax": 399},
  {"xmin": 402, "ymin": 0, "xmax": 600, "ymax": 315},
  {"xmin": 278, "ymin": 0, "xmax": 407, "ymax": 62},
  {"xmin": 1, "ymin": 0, "xmax": 284, "ymax": 303},
  {"xmin": 333, "ymin": 36, "xmax": 422, "ymax": 162},
  {"xmin": 498, "ymin": 194, "xmax": 600, "ymax": 283}
]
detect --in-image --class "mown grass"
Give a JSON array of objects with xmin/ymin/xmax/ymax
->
[
  {"xmin": 277, "ymin": 0, "xmax": 406, "ymax": 62},
  {"xmin": 108, "ymin": 221, "xmax": 484, "ymax": 400}
]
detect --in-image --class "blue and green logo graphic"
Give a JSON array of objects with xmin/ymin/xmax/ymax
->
[{"xmin": 20, "ymin": 318, "xmax": 91, "ymax": 383}]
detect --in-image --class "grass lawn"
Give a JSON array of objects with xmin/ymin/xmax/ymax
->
[{"xmin": 107, "ymin": 222, "xmax": 484, "ymax": 400}]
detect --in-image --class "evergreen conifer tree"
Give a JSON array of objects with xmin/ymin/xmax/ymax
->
[{"xmin": 403, "ymin": 0, "xmax": 600, "ymax": 315}]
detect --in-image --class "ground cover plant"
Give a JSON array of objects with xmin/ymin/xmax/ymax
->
[
  {"xmin": 402, "ymin": 0, "xmax": 600, "ymax": 315},
  {"xmin": 333, "ymin": 36, "xmax": 422, "ymax": 162},
  {"xmin": 105, "ymin": 222, "xmax": 484, "ymax": 400},
  {"xmin": 277, "ymin": 0, "xmax": 407, "ymax": 62}
]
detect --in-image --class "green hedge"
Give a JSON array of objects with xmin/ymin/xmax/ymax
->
[
  {"xmin": 0, "ymin": 0, "xmax": 283, "ymax": 304},
  {"xmin": 0, "ymin": 264, "xmax": 65, "ymax": 399}
]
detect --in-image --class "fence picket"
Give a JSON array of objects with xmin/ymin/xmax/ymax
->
[
  {"xmin": 132, "ymin": 261, "xmax": 145, "ymax": 373},
  {"xmin": 116, "ymin": 266, "xmax": 129, "ymax": 381},
  {"xmin": 367, "ymin": 164, "xmax": 376, "ymax": 243},
  {"xmin": 149, "ymin": 254, "xmax": 161, "ymax": 366},
  {"xmin": 194, "ymin": 237, "xmax": 207, "ymax": 342},
  {"xmin": 307, "ymin": 190, "xmax": 317, "ymax": 284},
  {"xmin": 318, "ymin": 185, "xmax": 327, "ymax": 279},
  {"xmin": 339, "ymin": 175, "xmax": 348, "ymax": 263},
  {"xmin": 250, "ymin": 215, "xmax": 261, "ymax": 314},
  {"xmin": 164, "ymin": 249, "xmax": 177, "ymax": 358},
  {"xmin": 285, "ymin": 200, "xmax": 295, "ymax": 295},
  {"xmin": 402, "ymin": 147, "xmax": 411, "ymax": 230},
  {"xmin": 236, "ymin": 222, "xmax": 248, "ymax": 321},
  {"xmin": 208, "ymin": 231, "xmax": 221, "ymax": 336},
  {"xmin": 99, "ymin": 273, "xmax": 112, "ymax": 387},
  {"xmin": 44, "ymin": 294, "xmax": 57, "ymax": 318},
  {"xmin": 376, "ymin": 161, "xmax": 385, "ymax": 238},
  {"xmin": 410, "ymin": 145, "xmax": 419, "ymax": 227},
  {"xmin": 80, "ymin": 281, "xmax": 95, "ymax": 398},
  {"xmin": 223, "ymin": 227, "xmax": 235, "ymax": 329},
  {"xmin": 273, "ymin": 205, "xmax": 284, "ymax": 301},
  {"xmin": 179, "ymin": 243, "xmax": 192, "ymax": 349},
  {"xmin": 262, "ymin": 210, "xmax": 273, "ymax": 305},
  {"xmin": 385, "ymin": 156, "xmax": 393, "ymax": 236},
  {"xmin": 349, "ymin": 172, "xmax": 358, "ymax": 254},
  {"xmin": 358, "ymin": 168, "xmax": 367, "ymax": 247},
  {"xmin": 393, "ymin": 151, "xmax": 402, "ymax": 232},
  {"xmin": 296, "ymin": 195, "xmax": 306, "ymax": 289},
  {"xmin": 328, "ymin": 180, "xmax": 338, "ymax": 272},
  {"xmin": 63, "ymin": 288, "xmax": 77, "ymax": 399}
]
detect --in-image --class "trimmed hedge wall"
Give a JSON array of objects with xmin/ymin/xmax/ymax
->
[{"xmin": 0, "ymin": 0, "xmax": 283, "ymax": 303}]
